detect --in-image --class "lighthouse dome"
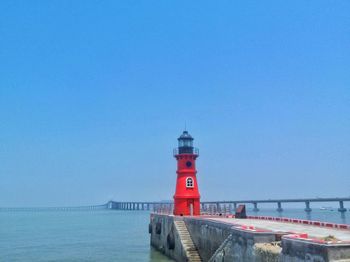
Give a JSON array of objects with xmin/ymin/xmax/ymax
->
[{"xmin": 178, "ymin": 131, "xmax": 194, "ymax": 140}]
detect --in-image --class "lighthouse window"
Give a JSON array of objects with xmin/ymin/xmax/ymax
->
[
  {"xmin": 186, "ymin": 161, "xmax": 192, "ymax": 168},
  {"xmin": 186, "ymin": 177, "xmax": 194, "ymax": 188}
]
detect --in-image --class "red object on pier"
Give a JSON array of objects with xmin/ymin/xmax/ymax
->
[{"xmin": 173, "ymin": 131, "xmax": 201, "ymax": 216}]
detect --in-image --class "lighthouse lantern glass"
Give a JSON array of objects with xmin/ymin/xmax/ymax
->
[
  {"xmin": 177, "ymin": 131, "xmax": 196, "ymax": 154},
  {"xmin": 181, "ymin": 139, "xmax": 192, "ymax": 147}
]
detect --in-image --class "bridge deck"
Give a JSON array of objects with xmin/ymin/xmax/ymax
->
[{"xmin": 204, "ymin": 217, "xmax": 350, "ymax": 241}]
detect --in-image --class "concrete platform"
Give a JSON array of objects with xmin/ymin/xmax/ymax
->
[
  {"xmin": 204, "ymin": 217, "xmax": 350, "ymax": 241},
  {"xmin": 151, "ymin": 214, "xmax": 350, "ymax": 261}
]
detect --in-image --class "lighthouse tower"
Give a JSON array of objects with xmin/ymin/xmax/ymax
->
[{"xmin": 173, "ymin": 131, "xmax": 200, "ymax": 216}]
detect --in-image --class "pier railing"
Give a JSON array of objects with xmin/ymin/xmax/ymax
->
[{"xmin": 173, "ymin": 147, "xmax": 199, "ymax": 156}]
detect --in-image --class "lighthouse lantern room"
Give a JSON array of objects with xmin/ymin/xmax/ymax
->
[{"xmin": 173, "ymin": 131, "xmax": 201, "ymax": 216}]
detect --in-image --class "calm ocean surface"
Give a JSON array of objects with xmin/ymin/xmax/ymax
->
[{"xmin": 0, "ymin": 208, "xmax": 348, "ymax": 261}]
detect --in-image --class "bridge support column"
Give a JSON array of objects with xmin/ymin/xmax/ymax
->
[
  {"xmin": 233, "ymin": 203, "xmax": 237, "ymax": 211},
  {"xmin": 216, "ymin": 202, "xmax": 220, "ymax": 213},
  {"xmin": 201, "ymin": 203, "xmax": 204, "ymax": 213},
  {"xmin": 277, "ymin": 202, "xmax": 283, "ymax": 212},
  {"xmin": 253, "ymin": 202, "xmax": 259, "ymax": 212},
  {"xmin": 338, "ymin": 201, "xmax": 347, "ymax": 212},
  {"xmin": 228, "ymin": 203, "xmax": 233, "ymax": 214},
  {"xmin": 304, "ymin": 201, "xmax": 312, "ymax": 212},
  {"xmin": 147, "ymin": 204, "xmax": 150, "ymax": 210},
  {"xmin": 137, "ymin": 203, "xmax": 140, "ymax": 210}
]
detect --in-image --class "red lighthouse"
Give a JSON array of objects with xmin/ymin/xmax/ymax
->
[{"xmin": 173, "ymin": 131, "xmax": 200, "ymax": 216}]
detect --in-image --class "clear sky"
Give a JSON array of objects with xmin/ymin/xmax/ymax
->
[{"xmin": 0, "ymin": 1, "xmax": 349, "ymax": 207}]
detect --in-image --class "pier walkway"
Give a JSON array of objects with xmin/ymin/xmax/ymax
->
[{"xmin": 204, "ymin": 217, "xmax": 350, "ymax": 241}]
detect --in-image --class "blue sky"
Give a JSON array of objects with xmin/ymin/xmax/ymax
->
[{"xmin": 0, "ymin": 1, "xmax": 349, "ymax": 207}]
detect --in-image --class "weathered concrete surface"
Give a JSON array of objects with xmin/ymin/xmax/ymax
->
[
  {"xmin": 184, "ymin": 218, "xmax": 232, "ymax": 261},
  {"xmin": 206, "ymin": 218, "xmax": 350, "ymax": 241},
  {"xmin": 184, "ymin": 217, "xmax": 278, "ymax": 261},
  {"xmin": 254, "ymin": 242, "xmax": 281, "ymax": 262},
  {"xmin": 281, "ymin": 237, "xmax": 350, "ymax": 262},
  {"xmin": 150, "ymin": 214, "xmax": 187, "ymax": 261},
  {"xmin": 208, "ymin": 234, "xmax": 282, "ymax": 262},
  {"xmin": 174, "ymin": 220, "xmax": 202, "ymax": 261},
  {"xmin": 150, "ymin": 214, "xmax": 350, "ymax": 262}
]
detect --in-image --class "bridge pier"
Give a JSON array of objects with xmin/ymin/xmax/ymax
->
[
  {"xmin": 304, "ymin": 201, "xmax": 312, "ymax": 212},
  {"xmin": 201, "ymin": 203, "xmax": 205, "ymax": 212},
  {"xmin": 222, "ymin": 204, "xmax": 226, "ymax": 214},
  {"xmin": 253, "ymin": 202, "xmax": 259, "ymax": 212},
  {"xmin": 338, "ymin": 201, "xmax": 347, "ymax": 212},
  {"xmin": 210, "ymin": 204, "xmax": 214, "ymax": 214},
  {"xmin": 277, "ymin": 202, "xmax": 283, "ymax": 212},
  {"xmin": 228, "ymin": 203, "xmax": 232, "ymax": 214}
]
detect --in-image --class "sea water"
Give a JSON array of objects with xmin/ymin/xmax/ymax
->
[
  {"xmin": 0, "ymin": 209, "xmax": 348, "ymax": 261},
  {"xmin": 0, "ymin": 210, "xmax": 171, "ymax": 262}
]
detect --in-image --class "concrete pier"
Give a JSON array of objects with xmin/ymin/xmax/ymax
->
[{"xmin": 150, "ymin": 213, "xmax": 350, "ymax": 262}]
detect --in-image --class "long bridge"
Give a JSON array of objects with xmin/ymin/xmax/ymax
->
[
  {"xmin": 1, "ymin": 197, "xmax": 349, "ymax": 212},
  {"xmin": 106, "ymin": 197, "xmax": 350, "ymax": 212},
  {"xmin": 0, "ymin": 204, "xmax": 107, "ymax": 212}
]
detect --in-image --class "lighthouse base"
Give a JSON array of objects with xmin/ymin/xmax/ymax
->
[{"xmin": 173, "ymin": 197, "xmax": 200, "ymax": 216}]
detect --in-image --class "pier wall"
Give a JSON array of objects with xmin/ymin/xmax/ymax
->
[
  {"xmin": 184, "ymin": 217, "xmax": 278, "ymax": 261},
  {"xmin": 149, "ymin": 214, "xmax": 188, "ymax": 261},
  {"xmin": 281, "ymin": 237, "xmax": 350, "ymax": 262},
  {"xmin": 150, "ymin": 214, "xmax": 350, "ymax": 262}
]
